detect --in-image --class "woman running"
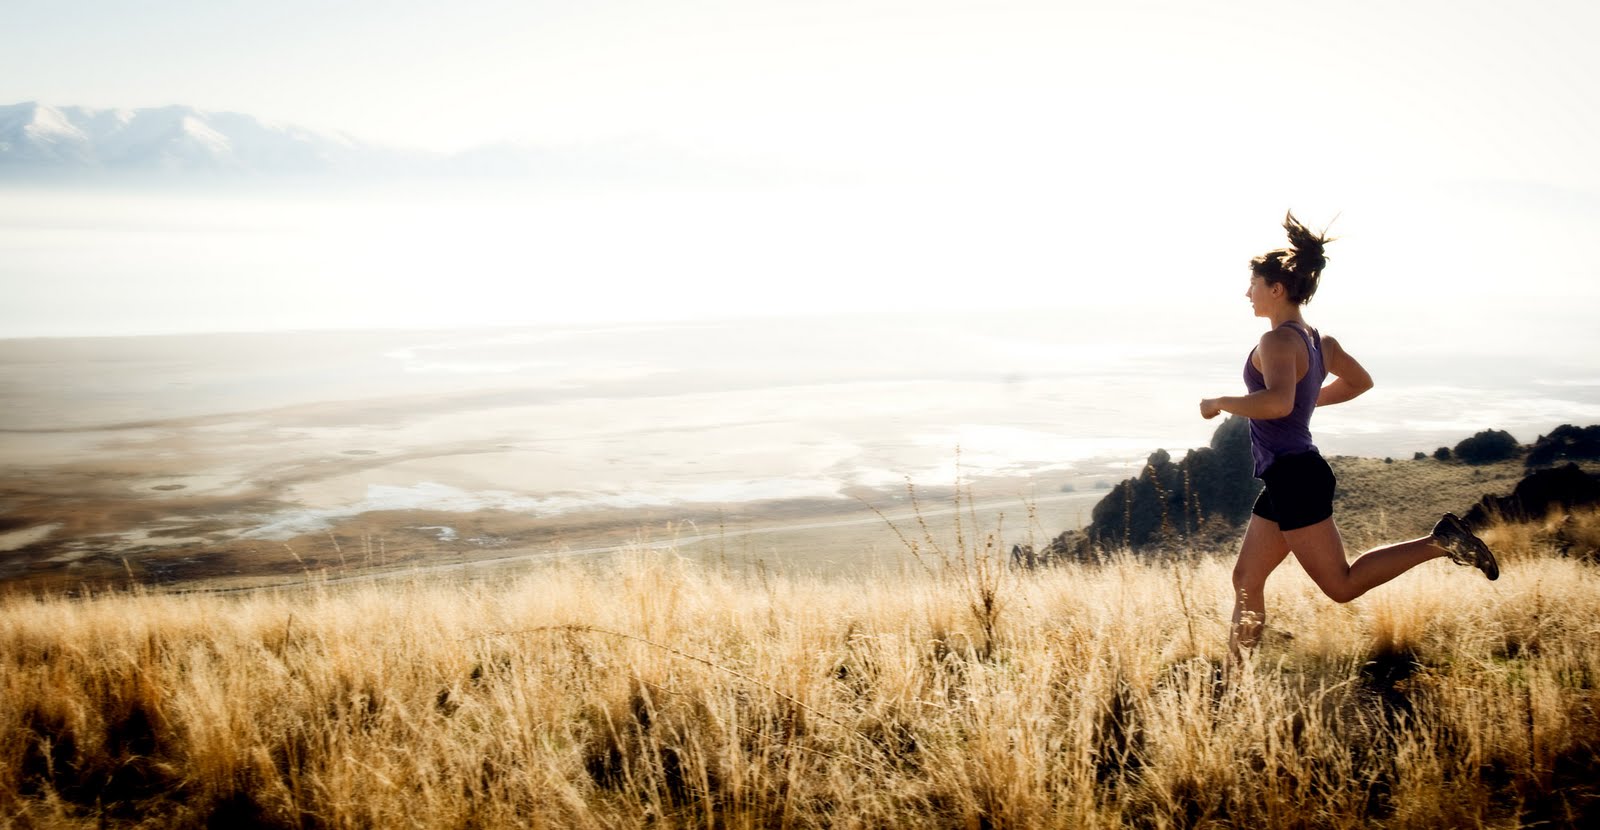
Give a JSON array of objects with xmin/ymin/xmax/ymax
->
[{"xmin": 1199, "ymin": 212, "xmax": 1499, "ymax": 662}]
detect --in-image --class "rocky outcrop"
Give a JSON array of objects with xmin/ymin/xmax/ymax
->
[
  {"xmin": 1526, "ymin": 425, "xmax": 1600, "ymax": 468},
  {"xmin": 1028, "ymin": 416, "xmax": 1261, "ymax": 564},
  {"xmin": 1015, "ymin": 421, "xmax": 1600, "ymax": 568},
  {"xmin": 1462, "ymin": 463, "xmax": 1600, "ymax": 529}
]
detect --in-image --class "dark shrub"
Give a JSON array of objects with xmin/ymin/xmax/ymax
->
[
  {"xmin": 1454, "ymin": 429, "xmax": 1520, "ymax": 465},
  {"xmin": 1414, "ymin": 451, "xmax": 1427, "ymax": 461},
  {"xmin": 1434, "ymin": 447, "xmax": 1451, "ymax": 461}
]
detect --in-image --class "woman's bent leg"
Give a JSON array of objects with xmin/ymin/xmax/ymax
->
[
  {"xmin": 1231, "ymin": 516, "xmax": 1292, "ymax": 662},
  {"xmin": 1284, "ymin": 519, "xmax": 1444, "ymax": 603}
]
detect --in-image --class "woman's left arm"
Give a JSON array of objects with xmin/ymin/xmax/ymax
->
[{"xmin": 1316, "ymin": 334, "xmax": 1374, "ymax": 407}]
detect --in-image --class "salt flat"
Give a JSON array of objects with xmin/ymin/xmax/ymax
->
[{"xmin": 0, "ymin": 323, "xmax": 1125, "ymax": 589}]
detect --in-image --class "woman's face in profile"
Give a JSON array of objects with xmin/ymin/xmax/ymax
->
[{"xmin": 1245, "ymin": 275, "xmax": 1279, "ymax": 318}]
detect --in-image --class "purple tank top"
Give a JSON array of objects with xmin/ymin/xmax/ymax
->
[{"xmin": 1243, "ymin": 322, "xmax": 1326, "ymax": 477}]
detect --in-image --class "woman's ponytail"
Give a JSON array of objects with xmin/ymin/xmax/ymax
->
[{"xmin": 1251, "ymin": 211, "xmax": 1335, "ymax": 305}]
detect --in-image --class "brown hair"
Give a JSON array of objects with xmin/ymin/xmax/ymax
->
[{"xmin": 1251, "ymin": 211, "xmax": 1333, "ymax": 305}]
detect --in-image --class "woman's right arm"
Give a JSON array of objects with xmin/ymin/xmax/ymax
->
[
  {"xmin": 1316, "ymin": 334, "xmax": 1373, "ymax": 407},
  {"xmin": 1201, "ymin": 328, "xmax": 1301, "ymax": 420}
]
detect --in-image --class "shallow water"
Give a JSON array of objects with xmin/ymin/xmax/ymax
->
[{"xmin": 1, "ymin": 312, "xmax": 1597, "ymax": 566}]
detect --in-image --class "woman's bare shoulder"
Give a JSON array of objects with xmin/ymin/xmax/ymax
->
[{"xmin": 1258, "ymin": 326, "xmax": 1305, "ymax": 353}]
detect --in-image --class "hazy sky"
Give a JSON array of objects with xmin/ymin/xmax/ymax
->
[
  {"xmin": 5, "ymin": 0, "xmax": 1594, "ymax": 171},
  {"xmin": 3, "ymin": 0, "xmax": 1598, "ymax": 337}
]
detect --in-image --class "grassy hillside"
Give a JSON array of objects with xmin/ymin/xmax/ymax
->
[
  {"xmin": 1326, "ymin": 455, "xmax": 1531, "ymax": 548},
  {"xmin": 3, "ymin": 503, "xmax": 1598, "ymax": 828}
]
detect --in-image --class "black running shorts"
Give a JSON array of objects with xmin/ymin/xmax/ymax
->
[{"xmin": 1251, "ymin": 450, "xmax": 1336, "ymax": 531}]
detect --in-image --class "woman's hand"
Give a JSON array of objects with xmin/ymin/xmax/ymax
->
[{"xmin": 1200, "ymin": 398, "xmax": 1223, "ymax": 419}]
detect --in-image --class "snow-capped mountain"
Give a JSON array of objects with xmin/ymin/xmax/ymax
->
[
  {"xmin": 0, "ymin": 101, "xmax": 760, "ymax": 185},
  {"xmin": 0, "ymin": 102, "xmax": 404, "ymax": 176}
]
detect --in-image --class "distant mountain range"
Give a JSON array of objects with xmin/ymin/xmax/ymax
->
[
  {"xmin": 0, "ymin": 101, "xmax": 796, "ymax": 184},
  {"xmin": 0, "ymin": 102, "xmax": 418, "ymax": 177}
]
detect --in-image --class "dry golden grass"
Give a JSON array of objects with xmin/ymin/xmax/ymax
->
[{"xmin": 3, "ymin": 510, "xmax": 1600, "ymax": 828}]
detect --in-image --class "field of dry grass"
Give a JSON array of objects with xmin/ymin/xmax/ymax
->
[{"xmin": 3, "ymin": 506, "xmax": 1599, "ymax": 828}]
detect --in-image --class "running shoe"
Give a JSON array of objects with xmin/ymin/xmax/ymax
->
[{"xmin": 1432, "ymin": 512, "xmax": 1500, "ymax": 581}]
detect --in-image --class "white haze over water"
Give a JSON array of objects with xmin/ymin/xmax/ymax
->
[
  {"xmin": 2, "ymin": 185, "xmax": 1599, "ymax": 522},
  {"xmin": 4, "ymin": 183, "xmax": 1597, "ymax": 341},
  {"xmin": 3, "ymin": 304, "xmax": 1598, "ymax": 530}
]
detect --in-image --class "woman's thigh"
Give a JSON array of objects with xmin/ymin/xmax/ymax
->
[{"xmin": 1283, "ymin": 518, "xmax": 1351, "ymax": 594}]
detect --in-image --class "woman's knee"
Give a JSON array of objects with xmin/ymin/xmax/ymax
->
[
  {"xmin": 1232, "ymin": 565, "xmax": 1267, "ymax": 594},
  {"xmin": 1319, "ymin": 581, "xmax": 1361, "ymax": 604}
]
